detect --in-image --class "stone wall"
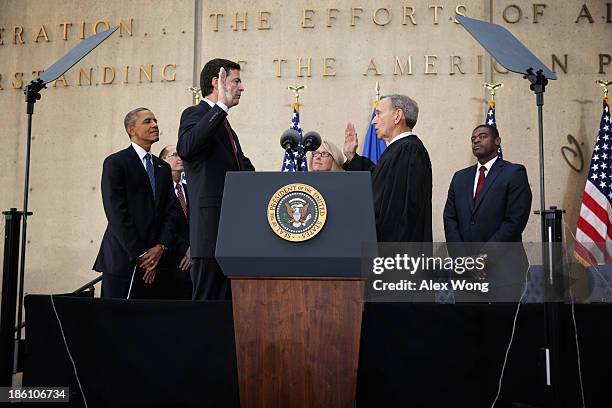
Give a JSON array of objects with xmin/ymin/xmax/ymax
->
[{"xmin": 0, "ymin": 0, "xmax": 610, "ymax": 294}]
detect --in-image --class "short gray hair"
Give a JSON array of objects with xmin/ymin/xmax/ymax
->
[
  {"xmin": 124, "ymin": 107, "xmax": 150, "ymax": 132},
  {"xmin": 382, "ymin": 94, "xmax": 419, "ymax": 129}
]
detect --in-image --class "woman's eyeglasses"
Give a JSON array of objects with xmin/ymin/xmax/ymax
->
[{"xmin": 312, "ymin": 152, "xmax": 332, "ymax": 158}]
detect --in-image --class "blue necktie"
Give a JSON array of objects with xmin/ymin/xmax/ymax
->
[{"xmin": 145, "ymin": 153, "xmax": 156, "ymax": 198}]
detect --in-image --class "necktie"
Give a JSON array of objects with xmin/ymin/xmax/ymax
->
[
  {"xmin": 145, "ymin": 153, "xmax": 156, "ymax": 198},
  {"xmin": 223, "ymin": 118, "xmax": 240, "ymax": 169},
  {"xmin": 176, "ymin": 183, "xmax": 188, "ymax": 219},
  {"xmin": 474, "ymin": 165, "xmax": 486, "ymax": 201}
]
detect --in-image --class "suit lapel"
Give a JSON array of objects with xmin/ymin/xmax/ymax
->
[
  {"xmin": 465, "ymin": 165, "xmax": 476, "ymax": 214},
  {"xmin": 127, "ymin": 146, "xmax": 155, "ymax": 202},
  {"xmin": 153, "ymin": 155, "xmax": 164, "ymax": 206},
  {"xmin": 472, "ymin": 159, "xmax": 505, "ymax": 214},
  {"xmin": 224, "ymin": 119, "xmax": 241, "ymax": 170},
  {"xmin": 201, "ymin": 102, "xmax": 239, "ymax": 170}
]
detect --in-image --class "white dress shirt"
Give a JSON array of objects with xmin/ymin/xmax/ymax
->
[
  {"xmin": 387, "ymin": 131, "xmax": 413, "ymax": 146},
  {"xmin": 203, "ymin": 98, "xmax": 229, "ymax": 113},
  {"xmin": 473, "ymin": 156, "xmax": 498, "ymax": 197},
  {"xmin": 131, "ymin": 142, "xmax": 151, "ymax": 170}
]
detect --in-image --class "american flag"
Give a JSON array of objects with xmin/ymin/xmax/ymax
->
[
  {"xmin": 485, "ymin": 99, "xmax": 503, "ymax": 159},
  {"xmin": 281, "ymin": 104, "xmax": 308, "ymax": 172},
  {"xmin": 575, "ymin": 98, "xmax": 612, "ymax": 265}
]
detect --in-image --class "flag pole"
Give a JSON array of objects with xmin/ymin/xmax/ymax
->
[
  {"xmin": 484, "ymin": 82, "xmax": 503, "ymax": 106},
  {"xmin": 596, "ymin": 79, "xmax": 610, "ymax": 100}
]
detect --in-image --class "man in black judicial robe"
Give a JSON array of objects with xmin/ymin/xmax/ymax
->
[{"xmin": 343, "ymin": 94, "xmax": 432, "ymax": 243}]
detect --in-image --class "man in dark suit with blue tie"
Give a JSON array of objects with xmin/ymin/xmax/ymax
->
[
  {"xmin": 443, "ymin": 124, "xmax": 532, "ymax": 300},
  {"xmin": 93, "ymin": 108, "xmax": 176, "ymax": 299},
  {"xmin": 177, "ymin": 58, "xmax": 255, "ymax": 300}
]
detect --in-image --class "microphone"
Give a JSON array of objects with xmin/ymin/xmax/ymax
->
[
  {"xmin": 280, "ymin": 129, "xmax": 300, "ymax": 151},
  {"xmin": 302, "ymin": 131, "xmax": 322, "ymax": 152}
]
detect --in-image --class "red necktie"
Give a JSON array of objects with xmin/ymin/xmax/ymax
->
[
  {"xmin": 175, "ymin": 183, "xmax": 188, "ymax": 219},
  {"xmin": 223, "ymin": 119, "xmax": 240, "ymax": 169},
  {"xmin": 474, "ymin": 166, "xmax": 486, "ymax": 201}
]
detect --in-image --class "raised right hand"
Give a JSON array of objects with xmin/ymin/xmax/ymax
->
[{"xmin": 344, "ymin": 122, "xmax": 358, "ymax": 162}]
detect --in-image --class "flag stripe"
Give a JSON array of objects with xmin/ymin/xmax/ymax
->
[
  {"xmin": 575, "ymin": 98, "xmax": 612, "ymax": 266},
  {"xmin": 580, "ymin": 190, "xmax": 612, "ymax": 239}
]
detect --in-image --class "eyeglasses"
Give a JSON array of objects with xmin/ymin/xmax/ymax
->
[
  {"xmin": 165, "ymin": 152, "xmax": 179, "ymax": 159},
  {"xmin": 312, "ymin": 152, "xmax": 332, "ymax": 158}
]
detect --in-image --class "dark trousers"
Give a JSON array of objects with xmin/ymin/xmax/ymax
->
[
  {"xmin": 156, "ymin": 266, "xmax": 193, "ymax": 300},
  {"xmin": 101, "ymin": 269, "xmax": 162, "ymax": 299},
  {"xmin": 191, "ymin": 258, "xmax": 231, "ymax": 300}
]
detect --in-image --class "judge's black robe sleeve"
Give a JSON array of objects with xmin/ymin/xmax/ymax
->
[{"xmin": 372, "ymin": 142, "xmax": 433, "ymax": 243}]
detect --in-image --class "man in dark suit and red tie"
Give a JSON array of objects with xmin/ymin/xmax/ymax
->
[
  {"xmin": 177, "ymin": 58, "xmax": 255, "ymax": 300},
  {"xmin": 443, "ymin": 124, "xmax": 532, "ymax": 300},
  {"xmin": 159, "ymin": 144, "xmax": 192, "ymax": 299},
  {"xmin": 93, "ymin": 108, "xmax": 176, "ymax": 299}
]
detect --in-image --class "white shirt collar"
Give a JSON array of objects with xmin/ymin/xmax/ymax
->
[
  {"xmin": 478, "ymin": 156, "xmax": 498, "ymax": 172},
  {"xmin": 388, "ymin": 131, "xmax": 413, "ymax": 146},
  {"xmin": 203, "ymin": 97, "xmax": 229, "ymax": 113},
  {"xmin": 131, "ymin": 142, "xmax": 150, "ymax": 161}
]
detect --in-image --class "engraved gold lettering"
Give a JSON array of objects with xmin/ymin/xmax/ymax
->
[
  {"xmin": 296, "ymin": 58, "xmax": 312, "ymax": 77},
  {"xmin": 210, "ymin": 13, "xmax": 223, "ymax": 32},
  {"xmin": 429, "ymin": 5, "xmax": 444, "ymax": 25},
  {"xmin": 273, "ymin": 58, "xmax": 286, "ymax": 77},
  {"xmin": 34, "ymin": 24, "xmax": 49, "ymax": 43},
  {"xmin": 13, "ymin": 26, "xmax": 24, "ymax": 44},
  {"xmin": 533, "ymin": 4, "xmax": 546, "ymax": 23},
  {"xmin": 102, "ymin": 66, "xmax": 115, "ymax": 84},
  {"xmin": 503, "ymin": 5, "xmax": 522, "ymax": 24},
  {"xmin": 394, "ymin": 56, "xmax": 413, "ymax": 75},
  {"xmin": 575, "ymin": 4, "xmax": 594, "ymax": 23},
  {"xmin": 93, "ymin": 20, "xmax": 110, "ymax": 34},
  {"xmin": 599, "ymin": 54, "xmax": 611, "ymax": 74},
  {"xmin": 258, "ymin": 11, "xmax": 271, "ymax": 30},
  {"xmin": 373, "ymin": 8, "xmax": 391, "ymax": 26},
  {"xmin": 53, "ymin": 75, "xmax": 68, "ymax": 87},
  {"xmin": 327, "ymin": 8, "xmax": 339, "ymax": 27},
  {"xmin": 450, "ymin": 56, "xmax": 465, "ymax": 75},
  {"xmin": 425, "ymin": 55, "xmax": 438, "ymax": 74},
  {"xmin": 119, "ymin": 18, "xmax": 133, "ymax": 37},
  {"xmin": 139, "ymin": 64, "xmax": 153, "ymax": 82},
  {"xmin": 351, "ymin": 8, "xmax": 363, "ymax": 26},
  {"xmin": 60, "ymin": 22, "xmax": 72, "ymax": 40},
  {"xmin": 12, "ymin": 72, "xmax": 23, "ymax": 89},
  {"xmin": 232, "ymin": 12, "xmax": 247, "ymax": 31},
  {"xmin": 162, "ymin": 64, "xmax": 176, "ymax": 81},
  {"xmin": 552, "ymin": 54, "xmax": 568, "ymax": 74},
  {"xmin": 363, "ymin": 58, "xmax": 382, "ymax": 76},
  {"xmin": 302, "ymin": 9, "xmax": 315, "ymax": 28},
  {"xmin": 403, "ymin": 6, "xmax": 417, "ymax": 25},
  {"xmin": 78, "ymin": 68, "xmax": 93, "ymax": 86},
  {"xmin": 493, "ymin": 60, "xmax": 509, "ymax": 74},
  {"xmin": 454, "ymin": 5, "xmax": 467, "ymax": 23},
  {"xmin": 322, "ymin": 58, "xmax": 336, "ymax": 76}
]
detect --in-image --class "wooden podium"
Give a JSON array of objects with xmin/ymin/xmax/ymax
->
[
  {"xmin": 217, "ymin": 172, "xmax": 376, "ymax": 407},
  {"xmin": 231, "ymin": 278, "xmax": 363, "ymax": 407}
]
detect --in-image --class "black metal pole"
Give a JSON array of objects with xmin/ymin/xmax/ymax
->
[
  {"xmin": 539, "ymin": 207, "xmax": 565, "ymax": 408},
  {"xmin": 14, "ymin": 86, "xmax": 40, "ymax": 374},
  {"xmin": 527, "ymin": 68, "xmax": 564, "ymax": 408},
  {"xmin": 1, "ymin": 209, "xmax": 23, "ymax": 387}
]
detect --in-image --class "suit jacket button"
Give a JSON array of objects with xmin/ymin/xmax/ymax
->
[{"xmin": 470, "ymin": 220, "xmax": 475, "ymax": 225}]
